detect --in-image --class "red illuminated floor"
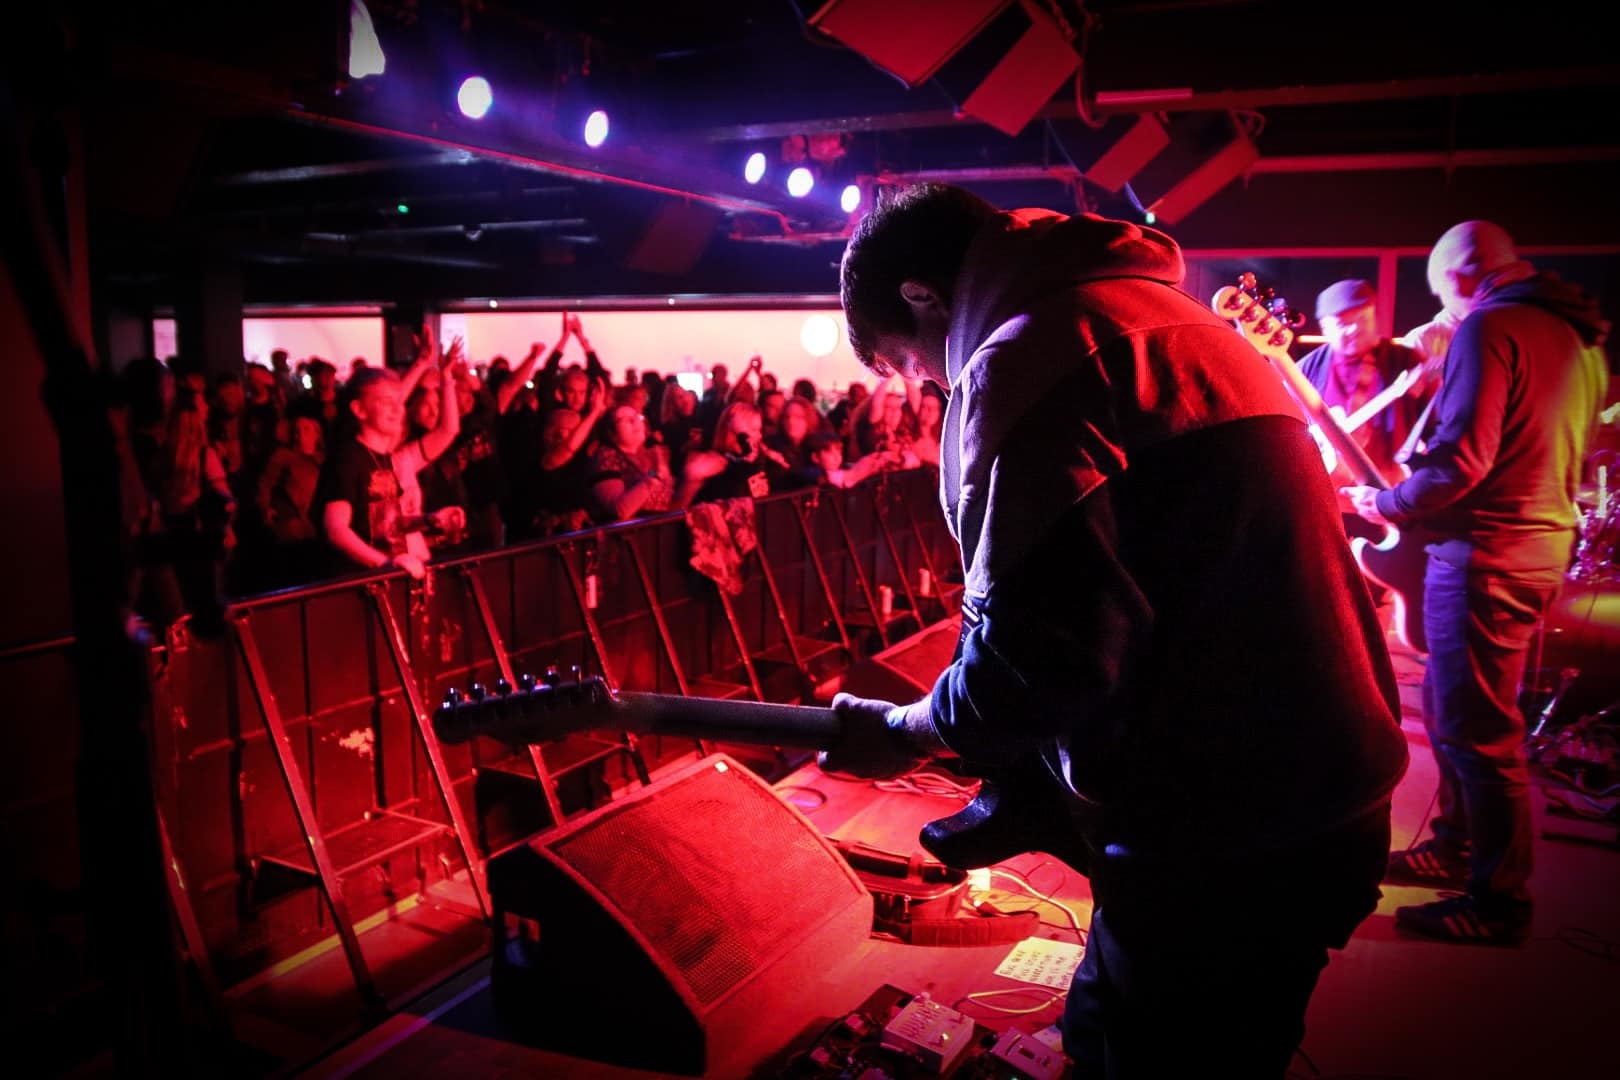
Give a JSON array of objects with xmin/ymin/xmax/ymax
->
[{"xmin": 252, "ymin": 626, "xmax": 1620, "ymax": 1079}]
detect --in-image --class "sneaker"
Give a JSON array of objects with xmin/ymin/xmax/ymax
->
[
  {"xmin": 1384, "ymin": 839, "xmax": 1469, "ymax": 889},
  {"xmin": 1395, "ymin": 892, "xmax": 1532, "ymax": 946}
]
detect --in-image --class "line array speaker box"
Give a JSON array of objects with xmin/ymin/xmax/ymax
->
[
  {"xmin": 808, "ymin": 0, "xmax": 1012, "ymax": 87},
  {"xmin": 488, "ymin": 753, "xmax": 873, "ymax": 1075},
  {"xmin": 624, "ymin": 200, "xmax": 722, "ymax": 275}
]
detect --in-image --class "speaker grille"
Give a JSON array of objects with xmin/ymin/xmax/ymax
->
[{"xmin": 547, "ymin": 761, "xmax": 857, "ymax": 1007}]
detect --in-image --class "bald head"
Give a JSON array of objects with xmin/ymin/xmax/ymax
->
[
  {"xmin": 1427, "ymin": 220, "xmax": 1518, "ymax": 318},
  {"xmin": 1428, "ymin": 220, "xmax": 1518, "ymax": 289}
]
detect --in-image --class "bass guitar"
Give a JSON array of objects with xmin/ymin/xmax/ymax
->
[
  {"xmin": 1212, "ymin": 275, "xmax": 1429, "ymax": 653},
  {"xmin": 1309, "ymin": 361, "xmax": 1431, "ymax": 477},
  {"xmin": 433, "ymin": 669, "xmax": 1094, "ymax": 875}
]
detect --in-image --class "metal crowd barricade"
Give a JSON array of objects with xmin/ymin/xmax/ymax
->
[{"xmin": 9, "ymin": 468, "xmax": 961, "ymax": 1054}]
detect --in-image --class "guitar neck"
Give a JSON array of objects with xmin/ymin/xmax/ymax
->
[
  {"xmin": 1264, "ymin": 348, "xmax": 1394, "ymax": 489},
  {"xmin": 434, "ymin": 685, "xmax": 844, "ymax": 750},
  {"xmin": 1340, "ymin": 364, "xmax": 1417, "ymax": 435},
  {"xmin": 614, "ymin": 692, "xmax": 842, "ymax": 748}
]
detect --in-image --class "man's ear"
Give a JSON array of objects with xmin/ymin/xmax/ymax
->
[{"xmin": 899, "ymin": 280, "xmax": 948, "ymax": 321}]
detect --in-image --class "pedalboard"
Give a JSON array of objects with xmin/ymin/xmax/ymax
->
[{"xmin": 778, "ymin": 984, "xmax": 1070, "ymax": 1079}]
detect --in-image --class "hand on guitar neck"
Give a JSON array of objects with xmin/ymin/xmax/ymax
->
[{"xmin": 431, "ymin": 668, "xmax": 1094, "ymax": 873}]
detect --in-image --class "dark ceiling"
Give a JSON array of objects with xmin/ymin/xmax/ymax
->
[{"xmin": 19, "ymin": 1, "xmax": 1620, "ymax": 308}]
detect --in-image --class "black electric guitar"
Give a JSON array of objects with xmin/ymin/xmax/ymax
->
[
  {"xmin": 1212, "ymin": 275, "xmax": 1429, "ymax": 653},
  {"xmin": 433, "ymin": 670, "xmax": 1094, "ymax": 875}
]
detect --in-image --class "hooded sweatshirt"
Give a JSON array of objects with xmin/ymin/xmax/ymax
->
[
  {"xmin": 1375, "ymin": 267, "xmax": 1610, "ymax": 573},
  {"xmin": 928, "ymin": 209, "xmax": 1408, "ymax": 859}
]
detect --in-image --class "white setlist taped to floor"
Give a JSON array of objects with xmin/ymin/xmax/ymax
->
[{"xmin": 994, "ymin": 937, "xmax": 1083, "ymax": 989}]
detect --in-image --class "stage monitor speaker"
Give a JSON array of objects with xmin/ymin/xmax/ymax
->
[
  {"xmin": 836, "ymin": 615, "xmax": 962, "ymax": 703},
  {"xmin": 487, "ymin": 754, "xmax": 873, "ymax": 1076},
  {"xmin": 808, "ymin": 0, "xmax": 1011, "ymax": 87}
]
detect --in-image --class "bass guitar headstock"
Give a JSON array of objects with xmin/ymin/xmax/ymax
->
[
  {"xmin": 434, "ymin": 665, "xmax": 614, "ymax": 747},
  {"xmin": 1211, "ymin": 271, "xmax": 1306, "ymax": 361}
]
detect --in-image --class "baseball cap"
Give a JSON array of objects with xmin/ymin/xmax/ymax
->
[{"xmin": 1316, "ymin": 279, "xmax": 1376, "ymax": 319}]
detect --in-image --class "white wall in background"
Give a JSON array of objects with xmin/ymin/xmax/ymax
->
[
  {"xmin": 152, "ymin": 317, "xmax": 384, "ymax": 382},
  {"xmin": 151, "ymin": 309, "xmax": 874, "ymax": 396},
  {"xmin": 456, "ymin": 309, "xmax": 872, "ymax": 395}
]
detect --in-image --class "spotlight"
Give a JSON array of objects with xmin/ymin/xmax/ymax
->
[
  {"xmin": 840, "ymin": 184, "xmax": 861, "ymax": 214},
  {"xmin": 744, "ymin": 151, "xmax": 767, "ymax": 184},
  {"xmin": 786, "ymin": 167, "xmax": 814, "ymax": 198},
  {"xmin": 583, "ymin": 110, "xmax": 610, "ymax": 147},
  {"xmin": 458, "ymin": 76, "xmax": 493, "ymax": 120},
  {"xmin": 347, "ymin": 0, "xmax": 386, "ymax": 79}
]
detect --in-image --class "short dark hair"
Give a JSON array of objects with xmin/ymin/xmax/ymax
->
[
  {"xmin": 804, "ymin": 432, "xmax": 842, "ymax": 457},
  {"xmin": 839, "ymin": 183, "xmax": 998, "ymax": 373}
]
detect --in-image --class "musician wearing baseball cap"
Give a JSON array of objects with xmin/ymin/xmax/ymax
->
[{"xmin": 1297, "ymin": 278, "xmax": 1431, "ymax": 500}]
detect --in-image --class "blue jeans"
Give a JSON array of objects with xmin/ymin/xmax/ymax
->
[
  {"xmin": 1061, "ymin": 808, "xmax": 1389, "ymax": 1077},
  {"xmin": 1421, "ymin": 555, "xmax": 1564, "ymax": 903}
]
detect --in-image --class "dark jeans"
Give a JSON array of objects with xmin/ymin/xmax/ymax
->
[
  {"xmin": 1421, "ymin": 555, "xmax": 1564, "ymax": 903},
  {"xmin": 1060, "ymin": 807, "xmax": 1390, "ymax": 1078}
]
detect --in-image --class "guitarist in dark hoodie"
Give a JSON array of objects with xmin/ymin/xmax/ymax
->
[
  {"xmin": 827, "ymin": 183, "xmax": 1409, "ymax": 1078},
  {"xmin": 1344, "ymin": 221, "xmax": 1609, "ymax": 946}
]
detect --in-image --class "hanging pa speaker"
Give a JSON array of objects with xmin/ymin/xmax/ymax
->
[{"xmin": 487, "ymin": 753, "xmax": 873, "ymax": 1075}]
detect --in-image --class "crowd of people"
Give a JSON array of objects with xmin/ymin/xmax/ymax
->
[{"xmin": 109, "ymin": 312, "xmax": 944, "ymax": 634}]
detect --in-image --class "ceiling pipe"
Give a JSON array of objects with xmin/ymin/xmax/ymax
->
[
  {"xmin": 684, "ymin": 65, "xmax": 1620, "ymax": 141},
  {"xmin": 287, "ymin": 110, "xmax": 793, "ymax": 230},
  {"xmin": 869, "ymin": 145, "xmax": 1620, "ymax": 189}
]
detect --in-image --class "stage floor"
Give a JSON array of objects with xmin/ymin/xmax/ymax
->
[{"xmin": 292, "ymin": 629, "xmax": 1620, "ymax": 1080}]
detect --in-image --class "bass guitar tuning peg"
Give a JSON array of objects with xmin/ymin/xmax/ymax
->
[
  {"xmin": 518, "ymin": 671, "xmax": 537, "ymax": 692},
  {"xmin": 468, "ymin": 682, "xmax": 487, "ymax": 702},
  {"xmin": 494, "ymin": 677, "xmax": 512, "ymax": 696}
]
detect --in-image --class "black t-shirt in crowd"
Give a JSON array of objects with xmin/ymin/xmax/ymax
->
[
  {"xmin": 316, "ymin": 437, "xmax": 429, "ymax": 563},
  {"xmin": 455, "ymin": 392, "xmax": 507, "ymax": 510}
]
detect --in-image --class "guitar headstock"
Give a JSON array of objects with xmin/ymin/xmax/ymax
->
[
  {"xmin": 433, "ymin": 664, "xmax": 614, "ymax": 746},
  {"xmin": 1211, "ymin": 272, "xmax": 1306, "ymax": 361}
]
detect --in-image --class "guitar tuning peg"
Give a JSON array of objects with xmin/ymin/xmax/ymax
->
[
  {"xmin": 568, "ymin": 664, "xmax": 582, "ymax": 685},
  {"xmin": 468, "ymin": 682, "xmax": 487, "ymax": 702},
  {"xmin": 442, "ymin": 686, "xmax": 463, "ymax": 707},
  {"xmin": 494, "ymin": 677, "xmax": 513, "ymax": 696},
  {"xmin": 542, "ymin": 664, "xmax": 561, "ymax": 687},
  {"xmin": 518, "ymin": 671, "xmax": 537, "ymax": 692}
]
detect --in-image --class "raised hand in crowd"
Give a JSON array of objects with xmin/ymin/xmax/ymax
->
[
  {"xmin": 585, "ymin": 373, "xmax": 611, "ymax": 420},
  {"xmin": 400, "ymin": 319, "xmax": 440, "ymax": 398},
  {"xmin": 496, "ymin": 340, "xmax": 551, "ymax": 415}
]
